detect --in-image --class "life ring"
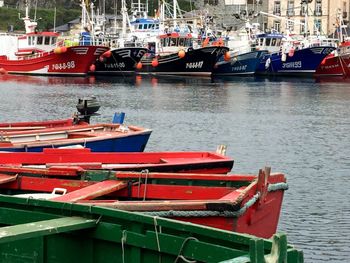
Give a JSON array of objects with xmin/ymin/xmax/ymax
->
[{"xmin": 187, "ymin": 47, "xmax": 193, "ymax": 52}]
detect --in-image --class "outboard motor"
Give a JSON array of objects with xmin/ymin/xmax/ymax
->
[{"xmin": 75, "ymin": 96, "xmax": 101, "ymax": 123}]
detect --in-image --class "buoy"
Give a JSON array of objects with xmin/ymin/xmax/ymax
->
[
  {"xmin": 54, "ymin": 47, "xmax": 62, "ymax": 54},
  {"xmin": 202, "ymin": 37, "xmax": 209, "ymax": 48},
  {"xmin": 89, "ymin": 64, "xmax": 96, "ymax": 72},
  {"xmin": 224, "ymin": 52, "xmax": 231, "ymax": 61},
  {"xmin": 0, "ymin": 68, "xmax": 7, "ymax": 74},
  {"xmin": 288, "ymin": 47, "xmax": 295, "ymax": 57},
  {"xmin": 136, "ymin": 62, "xmax": 142, "ymax": 70},
  {"xmin": 99, "ymin": 56, "xmax": 105, "ymax": 63},
  {"xmin": 60, "ymin": 46, "xmax": 67, "ymax": 53},
  {"xmin": 281, "ymin": 53, "xmax": 287, "ymax": 62},
  {"xmin": 103, "ymin": 50, "xmax": 112, "ymax": 58},
  {"xmin": 178, "ymin": 50, "xmax": 185, "ymax": 58},
  {"xmin": 151, "ymin": 59, "xmax": 159, "ymax": 67}
]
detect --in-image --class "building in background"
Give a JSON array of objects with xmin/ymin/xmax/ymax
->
[{"xmin": 196, "ymin": 0, "xmax": 349, "ymax": 37}]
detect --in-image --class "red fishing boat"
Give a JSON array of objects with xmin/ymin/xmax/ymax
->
[
  {"xmin": 0, "ymin": 147, "xmax": 233, "ymax": 174},
  {"xmin": 315, "ymin": 41, "xmax": 350, "ymax": 78},
  {"xmin": 0, "ymin": 167, "xmax": 286, "ymax": 238},
  {"xmin": 0, "ymin": 2, "xmax": 108, "ymax": 76}
]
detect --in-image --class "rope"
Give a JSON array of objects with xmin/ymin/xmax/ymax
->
[
  {"xmin": 142, "ymin": 169, "xmax": 149, "ymax": 201},
  {"xmin": 144, "ymin": 182, "xmax": 288, "ymax": 218},
  {"xmin": 174, "ymin": 237, "xmax": 198, "ymax": 263},
  {"xmin": 154, "ymin": 216, "xmax": 161, "ymax": 252},
  {"xmin": 121, "ymin": 230, "xmax": 127, "ymax": 263}
]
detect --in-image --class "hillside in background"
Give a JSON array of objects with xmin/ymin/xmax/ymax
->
[{"xmin": 0, "ymin": 0, "xmax": 193, "ymax": 31}]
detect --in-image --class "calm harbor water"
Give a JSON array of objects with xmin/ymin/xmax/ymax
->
[{"xmin": 0, "ymin": 74, "xmax": 349, "ymax": 262}]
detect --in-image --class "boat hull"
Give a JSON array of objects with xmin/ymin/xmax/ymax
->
[
  {"xmin": 91, "ymin": 47, "xmax": 148, "ymax": 75},
  {"xmin": 0, "ymin": 168, "xmax": 286, "ymax": 239},
  {"xmin": 0, "ymin": 132, "xmax": 151, "ymax": 152},
  {"xmin": 0, "ymin": 148, "xmax": 234, "ymax": 174},
  {"xmin": 315, "ymin": 54, "xmax": 350, "ymax": 77},
  {"xmin": 0, "ymin": 46, "xmax": 109, "ymax": 76},
  {"xmin": 0, "ymin": 195, "xmax": 303, "ymax": 262},
  {"xmin": 213, "ymin": 50, "xmax": 268, "ymax": 75},
  {"xmin": 256, "ymin": 46, "xmax": 335, "ymax": 76},
  {"xmin": 0, "ymin": 123, "xmax": 152, "ymax": 152},
  {"xmin": 137, "ymin": 46, "xmax": 229, "ymax": 76}
]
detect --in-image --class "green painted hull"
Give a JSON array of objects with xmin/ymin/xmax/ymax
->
[{"xmin": 0, "ymin": 195, "xmax": 303, "ymax": 262}]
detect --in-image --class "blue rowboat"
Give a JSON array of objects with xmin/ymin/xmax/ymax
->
[
  {"xmin": 213, "ymin": 50, "xmax": 268, "ymax": 76},
  {"xmin": 0, "ymin": 123, "xmax": 152, "ymax": 152}
]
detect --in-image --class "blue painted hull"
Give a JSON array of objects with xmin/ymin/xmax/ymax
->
[
  {"xmin": 213, "ymin": 50, "xmax": 268, "ymax": 76},
  {"xmin": 256, "ymin": 46, "xmax": 335, "ymax": 76},
  {"xmin": 0, "ymin": 132, "xmax": 152, "ymax": 152}
]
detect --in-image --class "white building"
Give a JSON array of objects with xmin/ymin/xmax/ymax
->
[{"xmin": 0, "ymin": 1, "xmax": 4, "ymax": 8}]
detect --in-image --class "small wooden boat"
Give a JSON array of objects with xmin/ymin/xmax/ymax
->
[
  {"xmin": 0, "ymin": 148, "xmax": 234, "ymax": 174},
  {"xmin": 0, "ymin": 195, "xmax": 303, "ymax": 262},
  {"xmin": 0, "ymin": 166, "xmax": 285, "ymax": 238},
  {"xmin": 0, "ymin": 123, "xmax": 152, "ymax": 152}
]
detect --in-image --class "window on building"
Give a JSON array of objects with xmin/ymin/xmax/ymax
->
[
  {"xmin": 287, "ymin": 20, "xmax": 294, "ymax": 32},
  {"xmin": 343, "ymin": 1, "xmax": 348, "ymax": 19},
  {"xmin": 287, "ymin": 0, "xmax": 295, "ymax": 16},
  {"xmin": 204, "ymin": 0, "xmax": 218, "ymax": 5},
  {"xmin": 300, "ymin": 20, "xmax": 306, "ymax": 34},
  {"xmin": 274, "ymin": 1, "xmax": 281, "ymax": 15},
  {"xmin": 315, "ymin": 0, "xmax": 322, "ymax": 16},
  {"xmin": 300, "ymin": 4, "xmax": 307, "ymax": 15},
  {"xmin": 314, "ymin": 19, "xmax": 322, "ymax": 34},
  {"xmin": 273, "ymin": 20, "xmax": 280, "ymax": 32}
]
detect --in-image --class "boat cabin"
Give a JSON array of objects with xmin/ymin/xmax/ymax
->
[
  {"xmin": 16, "ymin": 32, "xmax": 60, "ymax": 56},
  {"xmin": 155, "ymin": 32, "xmax": 194, "ymax": 55},
  {"xmin": 255, "ymin": 33, "xmax": 283, "ymax": 53}
]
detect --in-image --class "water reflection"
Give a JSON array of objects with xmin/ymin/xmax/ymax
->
[{"xmin": 0, "ymin": 74, "xmax": 96, "ymax": 86}]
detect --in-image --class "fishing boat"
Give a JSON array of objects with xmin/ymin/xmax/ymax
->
[
  {"xmin": 0, "ymin": 195, "xmax": 303, "ymax": 262},
  {"xmin": 0, "ymin": 147, "xmax": 234, "ymax": 174},
  {"xmin": 136, "ymin": 32, "xmax": 229, "ymax": 76},
  {"xmin": 213, "ymin": 50, "xmax": 268, "ymax": 76},
  {"xmin": 0, "ymin": 166, "xmax": 286, "ymax": 238},
  {"xmin": 0, "ymin": 1, "xmax": 108, "ymax": 76},
  {"xmin": 90, "ymin": 47, "xmax": 148, "ymax": 75},
  {"xmin": 315, "ymin": 41, "xmax": 350, "ymax": 78},
  {"xmin": 255, "ymin": 33, "xmax": 335, "ymax": 76}
]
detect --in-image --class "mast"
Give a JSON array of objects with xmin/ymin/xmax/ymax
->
[{"xmin": 22, "ymin": 0, "xmax": 38, "ymax": 33}]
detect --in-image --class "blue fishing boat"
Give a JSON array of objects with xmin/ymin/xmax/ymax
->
[
  {"xmin": 213, "ymin": 50, "xmax": 268, "ymax": 75},
  {"xmin": 254, "ymin": 33, "xmax": 335, "ymax": 76}
]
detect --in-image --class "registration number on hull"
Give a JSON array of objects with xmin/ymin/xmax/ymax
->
[{"xmin": 52, "ymin": 61, "xmax": 76, "ymax": 71}]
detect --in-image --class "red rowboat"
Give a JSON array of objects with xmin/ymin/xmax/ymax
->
[
  {"xmin": 0, "ymin": 147, "xmax": 233, "ymax": 174},
  {"xmin": 315, "ymin": 41, "xmax": 350, "ymax": 78},
  {"xmin": 0, "ymin": 4, "xmax": 108, "ymax": 76},
  {"xmin": 0, "ymin": 167, "xmax": 285, "ymax": 238}
]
